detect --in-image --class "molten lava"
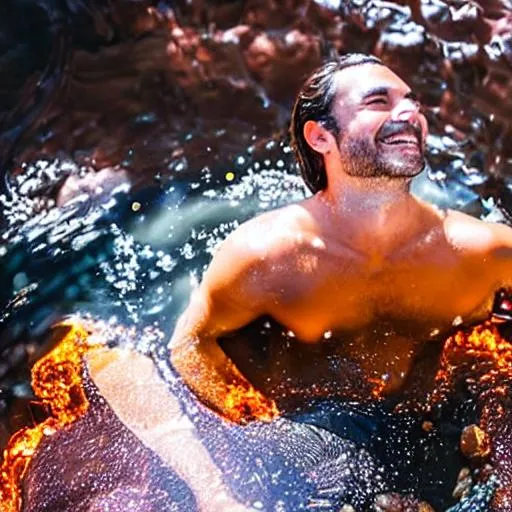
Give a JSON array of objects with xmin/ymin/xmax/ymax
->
[
  {"xmin": 431, "ymin": 322, "xmax": 512, "ymax": 430},
  {"xmin": 0, "ymin": 320, "xmax": 96, "ymax": 512},
  {"xmin": 369, "ymin": 376, "xmax": 387, "ymax": 398},
  {"xmin": 224, "ymin": 381, "xmax": 279, "ymax": 423},
  {"xmin": 3, "ymin": 319, "xmax": 512, "ymax": 510},
  {"xmin": 429, "ymin": 322, "xmax": 512, "ymax": 510}
]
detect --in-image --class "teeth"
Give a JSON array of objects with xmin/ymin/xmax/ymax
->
[{"xmin": 382, "ymin": 134, "xmax": 417, "ymax": 144}]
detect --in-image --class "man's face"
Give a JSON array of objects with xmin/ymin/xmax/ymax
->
[{"xmin": 329, "ymin": 63, "xmax": 428, "ymax": 179}]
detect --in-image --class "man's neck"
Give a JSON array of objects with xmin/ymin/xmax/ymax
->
[{"xmin": 315, "ymin": 175, "xmax": 428, "ymax": 255}]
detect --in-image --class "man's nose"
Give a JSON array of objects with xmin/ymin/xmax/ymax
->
[{"xmin": 391, "ymin": 98, "xmax": 420, "ymax": 122}]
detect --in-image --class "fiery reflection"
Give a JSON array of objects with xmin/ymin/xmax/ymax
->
[
  {"xmin": 2, "ymin": 319, "xmax": 512, "ymax": 510},
  {"xmin": 0, "ymin": 321, "xmax": 95, "ymax": 512},
  {"xmin": 368, "ymin": 377, "xmax": 387, "ymax": 398},
  {"xmin": 429, "ymin": 322, "xmax": 512, "ymax": 510},
  {"xmin": 431, "ymin": 322, "xmax": 512, "ymax": 426},
  {"xmin": 224, "ymin": 382, "xmax": 279, "ymax": 423}
]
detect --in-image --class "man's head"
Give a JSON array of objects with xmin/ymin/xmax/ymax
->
[{"xmin": 290, "ymin": 54, "xmax": 428, "ymax": 193}]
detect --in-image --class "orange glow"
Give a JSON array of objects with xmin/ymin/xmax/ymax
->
[
  {"xmin": 224, "ymin": 382, "xmax": 279, "ymax": 423},
  {"xmin": 429, "ymin": 322, "xmax": 512, "ymax": 509},
  {"xmin": 432, "ymin": 323, "xmax": 512, "ymax": 416},
  {"xmin": 452, "ymin": 324, "xmax": 512, "ymax": 362},
  {"xmin": 368, "ymin": 377, "xmax": 386, "ymax": 398},
  {"xmin": 0, "ymin": 320, "xmax": 96, "ymax": 512},
  {"xmin": 431, "ymin": 323, "xmax": 512, "ymax": 452},
  {"xmin": 2, "ymin": 319, "xmax": 512, "ymax": 509}
]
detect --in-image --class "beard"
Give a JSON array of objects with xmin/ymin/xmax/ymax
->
[{"xmin": 338, "ymin": 126, "xmax": 425, "ymax": 179}]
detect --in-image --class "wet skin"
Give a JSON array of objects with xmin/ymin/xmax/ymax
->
[{"xmin": 170, "ymin": 63, "xmax": 512, "ymax": 419}]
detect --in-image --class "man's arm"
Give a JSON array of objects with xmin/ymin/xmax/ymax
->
[
  {"xmin": 486, "ymin": 220, "xmax": 512, "ymax": 290},
  {"xmin": 447, "ymin": 214, "xmax": 512, "ymax": 304},
  {"xmin": 170, "ymin": 224, "xmax": 279, "ymax": 423}
]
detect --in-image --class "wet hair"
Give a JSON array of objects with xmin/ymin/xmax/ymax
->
[{"xmin": 290, "ymin": 54, "xmax": 384, "ymax": 193}]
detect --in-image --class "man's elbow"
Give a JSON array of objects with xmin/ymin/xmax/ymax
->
[
  {"xmin": 169, "ymin": 328, "xmax": 207, "ymax": 379},
  {"xmin": 169, "ymin": 330, "xmax": 192, "ymax": 371}
]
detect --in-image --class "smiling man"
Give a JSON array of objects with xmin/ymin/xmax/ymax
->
[
  {"xmin": 17, "ymin": 54, "xmax": 512, "ymax": 512},
  {"xmin": 170, "ymin": 53, "xmax": 512, "ymax": 420}
]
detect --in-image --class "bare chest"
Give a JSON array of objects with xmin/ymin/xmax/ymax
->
[{"xmin": 268, "ymin": 244, "xmax": 495, "ymax": 343}]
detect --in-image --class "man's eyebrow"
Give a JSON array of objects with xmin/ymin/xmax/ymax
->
[
  {"xmin": 360, "ymin": 86, "xmax": 389, "ymax": 100},
  {"xmin": 360, "ymin": 87, "xmax": 420, "ymax": 102}
]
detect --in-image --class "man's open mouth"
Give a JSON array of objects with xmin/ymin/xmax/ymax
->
[{"xmin": 379, "ymin": 133, "xmax": 420, "ymax": 146}]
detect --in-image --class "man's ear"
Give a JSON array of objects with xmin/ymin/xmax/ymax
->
[{"xmin": 303, "ymin": 120, "xmax": 335, "ymax": 154}]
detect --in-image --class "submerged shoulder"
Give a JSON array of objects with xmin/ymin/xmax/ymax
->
[{"xmin": 443, "ymin": 209, "xmax": 512, "ymax": 254}]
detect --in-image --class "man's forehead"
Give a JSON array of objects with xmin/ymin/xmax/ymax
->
[{"xmin": 333, "ymin": 63, "xmax": 410, "ymax": 103}]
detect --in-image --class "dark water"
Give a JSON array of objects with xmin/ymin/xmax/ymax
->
[{"xmin": 2, "ymin": 0, "xmax": 512, "ymax": 510}]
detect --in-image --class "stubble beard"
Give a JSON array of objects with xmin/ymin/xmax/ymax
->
[{"xmin": 338, "ymin": 135, "xmax": 425, "ymax": 179}]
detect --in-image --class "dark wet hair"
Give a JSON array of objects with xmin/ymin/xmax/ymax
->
[{"xmin": 290, "ymin": 54, "xmax": 384, "ymax": 193}]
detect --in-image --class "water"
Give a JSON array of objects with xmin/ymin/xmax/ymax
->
[
  {"xmin": 2, "ymin": 0, "xmax": 512, "ymax": 510},
  {"xmin": 0, "ymin": 151, "xmax": 499, "ymax": 511}
]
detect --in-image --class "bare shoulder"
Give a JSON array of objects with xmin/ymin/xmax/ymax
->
[
  {"xmin": 216, "ymin": 201, "xmax": 317, "ymax": 260},
  {"xmin": 202, "ymin": 201, "xmax": 315, "ymax": 291},
  {"xmin": 442, "ymin": 208, "xmax": 512, "ymax": 254}
]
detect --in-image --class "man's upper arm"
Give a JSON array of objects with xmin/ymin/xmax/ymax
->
[
  {"xmin": 488, "ymin": 221, "xmax": 512, "ymax": 288},
  {"xmin": 445, "ymin": 212, "xmax": 512, "ymax": 288},
  {"xmin": 175, "ymin": 225, "xmax": 273, "ymax": 340}
]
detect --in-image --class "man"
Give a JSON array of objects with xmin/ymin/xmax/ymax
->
[
  {"xmin": 14, "ymin": 54, "xmax": 507, "ymax": 512},
  {"xmin": 170, "ymin": 53, "xmax": 512, "ymax": 422}
]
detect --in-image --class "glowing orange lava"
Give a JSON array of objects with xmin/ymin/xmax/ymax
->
[
  {"xmin": 224, "ymin": 382, "xmax": 279, "ymax": 423},
  {"xmin": 431, "ymin": 322, "xmax": 512, "ymax": 428},
  {"xmin": 0, "ymin": 320, "xmax": 96, "ymax": 512},
  {"xmin": 3, "ymin": 319, "xmax": 512, "ymax": 510},
  {"xmin": 429, "ymin": 322, "xmax": 512, "ymax": 510},
  {"xmin": 368, "ymin": 377, "xmax": 387, "ymax": 398}
]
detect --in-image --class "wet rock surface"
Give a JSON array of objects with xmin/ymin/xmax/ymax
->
[
  {"xmin": 460, "ymin": 424, "xmax": 490, "ymax": 460},
  {"xmin": 425, "ymin": 323, "xmax": 512, "ymax": 511},
  {"xmin": 2, "ymin": 0, "xmax": 512, "ymax": 195},
  {"xmin": 373, "ymin": 492, "xmax": 435, "ymax": 511}
]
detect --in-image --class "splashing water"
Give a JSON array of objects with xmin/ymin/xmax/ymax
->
[{"xmin": 0, "ymin": 148, "xmax": 506, "ymax": 511}]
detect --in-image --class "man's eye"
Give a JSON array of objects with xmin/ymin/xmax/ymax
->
[{"xmin": 367, "ymin": 98, "xmax": 387, "ymax": 105}]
